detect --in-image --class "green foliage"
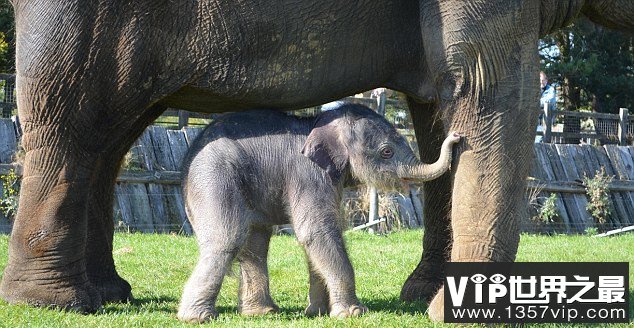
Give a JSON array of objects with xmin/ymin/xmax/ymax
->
[
  {"xmin": 583, "ymin": 167, "xmax": 614, "ymax": 225},
  {"xmin": 121, "ymin": 149, "xmax": 144, "ymax": 172},
  {"xmin": 0, "ymin": 168, "xmax": 19, "ymax": 219},
  {"xmin": 0, "ymin": 0, "xmax": 12, "ymax": 72},
  {"xmin": 535, "ymin": 193, "xmax": 559, "ymax": 224},
  {"xmin": 584, "ymin": 227, "xmax": 598, "ymax": 236},
  {"xmin": 540, "ymin": 17, "xmax": 634, "ymax": 113}
]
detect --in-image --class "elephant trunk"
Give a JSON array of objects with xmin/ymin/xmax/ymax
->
[{"xmin": 397, "ymin": 132, "xmax": 461, "ymax": 182}]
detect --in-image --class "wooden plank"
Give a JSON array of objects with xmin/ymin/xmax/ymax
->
[
  {"xmin": 569, "ymin": 145, "xmax": 592, "ymax": 178},
  {"xmin": 528, "ymin": 144, "xmax": 542, "ymax": 179},
  {"xmin": 163, "ymin": 185, "xmax": 192, "ymax": 234},
  {"xmin": 123, "ymin": 183, "xmax": 154, "ymax": 233},
  {"xmin": 147, "ymin": 184, "xmax": 169, "ymax": 233},
  {"xmin": 409, "ymin": 188, "xmax": 424, "ymax": 227},
  {"xmin": 614, "ymin": 149, "xmax": 634, "ymax": 226},
  {"xmin": 544, "ymin": 145, "xmax": 578, "ymax": 231},
  {"xmin": 137, "ymin": 128, "xmax": 177, "ymax": 232},
  {"xmin": 117, "ymin": 170, "xmax": 181, "ymax": 184},
  {"xmin": 134, "ymin": 129, "xmax": 158, "ymax": 171},
  {"xmin": 533, "ymin": 144, "xmax": 571, "ymax": 233},
  {"xmin": 533, "ymin": 144, "xmax": 556, "ymax": 180},
  {"xmin": 614, "ymin": 146, "xmax": 634, "ymax": 225},
  {"xmin": 149, "ymin": 126, "xmax": 176, "ymax": 171},
  {"xmin": 628, "ymin": 147, "xmax": 634, "ymax": 223},
  {"xmin": 395, "ymin": 194, "xmax": 418, "ymax": 228},
  {"xmin": 526, "ymin": 179, "xmax": 634, "ymax": 193},
  {"xmin": 114, "ymin": 184, "xmax": 134, "ymax": 228},
  {"xmin": 184, "ymin": 126, "xmax": 204, "ymax": 147},
  {"xmin": 604, "ymin": 146, "xmax": 634, "ymax": 225},
  {"xmin": 0, "ymin": 119, "xmax": 17, "ymax": 163},
  {"xmin": 602, "ymin": 146, "xmax": 630, "ymax": 227},
  {"xmin": 167, "ymin": 129, "xmax": 188, "ymax": 170},
  {"xmin": 555, "ymin": 144, "xmax": 591, "ymax": 230},
  {"xmin": 112, "ymin": 193, "xmax": 123, "ymax": 230},
  {"xmin": 565, "ymin": 145, "xmax": 594, "ymax": 229},
  {"xmin": 595, "ymin": 146, "xmax": 627, "ymax": 228}
]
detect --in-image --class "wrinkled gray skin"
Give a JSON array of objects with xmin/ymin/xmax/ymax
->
[
  {"xmin": 2, "ymin": 0, "xmax": 633, "ymax": 321},
  {"xmin": 177, "ymin": 104, "xmax": 460, "ymax": 322}
]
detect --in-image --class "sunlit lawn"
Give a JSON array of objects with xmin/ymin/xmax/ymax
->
[{"xmin": 0, "ymin": 230, "xmax": 632, "ymax": 327}]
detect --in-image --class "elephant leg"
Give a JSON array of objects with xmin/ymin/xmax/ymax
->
[
  {"xmin": 85, "ymin": 106, "xmax": 164, "ymax": 303},
  {"xmin": 177, "ymin": 239, "xmax": 243, "ymax": 323},
  {"xmin": 293, "ymin": 213, "xmax": 366, "ymax": 318},
  {"xmin": 400, "ymin": 99, "xmax": 452, "ymax": 303},
  {"xmin": 237, "ymin": 226, "xmax": 279, "ymax": 316},
  {"xmin": 178, "ymin": 179, "xmax": 251, "ymax": 323},
  {"xmin": 304, "ymin": 258, "xmax": 330, "ymax": 316},
  {"xmin": 0, "ymin": 129, "xmax": 103, "ymax": 311},
  {"xmin": 419, "ymin": 2, "xmax": 540, "ymax": 321}
]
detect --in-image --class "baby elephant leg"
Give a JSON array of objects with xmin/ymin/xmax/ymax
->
[
  {"xmin": 177, "ymin": 242, "xmax": 241, "ymax": 323},
  {"xmin": 304, "ymin": 259, "xmax": 329, "ymax": 316},
  {"xmin": 178, "ymin": 216, "xmax": 248, "ymax": 323},
  {"xmin": 237, "ymin": 226, "xmax": 279, "ymax": 315},
  {"xmin": 295, "ymin": 219, "xmax": 367, "ymax": 318}
]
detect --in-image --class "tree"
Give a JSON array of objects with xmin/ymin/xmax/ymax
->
[
  {"xmin": 0, "ymin": 0, "xmax": 12, "ymax": 73},
  {"xmin": 540, "ymin": 17, "xmax": 633, "ymax": 114}
]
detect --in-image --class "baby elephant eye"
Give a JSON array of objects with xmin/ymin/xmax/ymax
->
[{"xmin": 380, "ymin": 146, "xmax": 394, "ymax": 159}]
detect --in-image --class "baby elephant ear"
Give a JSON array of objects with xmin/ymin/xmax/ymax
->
[{"xmin": 301, "ymin": 116, "xmax": 349, "ymax": 183}]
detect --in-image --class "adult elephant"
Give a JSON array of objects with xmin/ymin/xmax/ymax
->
[{"xmin": 1, "ymin": 0, "xmax": 632, "ymax": 320}]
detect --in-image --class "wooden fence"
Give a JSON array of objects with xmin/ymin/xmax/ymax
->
[
  {"xmin": 527, "ymin": 143, "xmax": 634, "ymax": 233},
  {"xmin": 0, "ymin": 121, "xmax": 423, "ymax": 233},
  {"xmin": 2, "ymin": 118, "xmax": 634, "ymax": 234},
  {"xmin": 539, "ymin": 103, "xmax": 633, "ymax": 145}
]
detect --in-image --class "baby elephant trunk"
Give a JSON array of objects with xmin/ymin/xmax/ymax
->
[{"xmin": 397, "ymin": 132, "xmax": 461, "ymax": 182}]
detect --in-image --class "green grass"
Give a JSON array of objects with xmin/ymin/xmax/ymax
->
[{"xmin": 0, "ymin": 231, "xmax": 632, "ymax": 327}]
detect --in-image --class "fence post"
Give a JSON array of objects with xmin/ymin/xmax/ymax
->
[
  {"xmin": 178, "ymin": 110, "xmax": 189, "ymax": 129},
  {"xmin": 543, "ymin": 103, "xmax": 552, "ymax": 143},
  {"xmin": 618, "ymin": 108, "xmax": 628, "ymax": 146},
  {"xmin": 368, "ymin": 186, "xmax": 379, "ymax": 228},
  {"xmin": 376, "ymin": 89, "xmax": 386, "ymax": 116}
]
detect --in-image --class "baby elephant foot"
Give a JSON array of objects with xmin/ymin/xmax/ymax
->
[
  {"xmin": 240, "ymin": 304, "xmax": 279, "ymax": 316},
  {"xmin": 177, "ymin": 305, "xmax": 218, "ymax": 323},
  {"xmin": 330, "ymin": 303, "xmax": 368, "ymax": 318},
  {"xmin": 304, "ymin": 302, "xmax": 329, "ymax": 317}
]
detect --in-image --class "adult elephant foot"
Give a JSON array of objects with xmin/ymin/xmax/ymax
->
[
  {"xmin": 0, "ymin": 268, "xmax": 102, "ymax": 312},
  {"xmin": 0, "ymin": 141, "xmax": 105, "ymax": 312},
  {"xmin": 89, "ymin": 273, "xmax": 133, "ymax": 304},
  {"xmin": 400, "ymin": 272, "xmax": 443, "ymax": 303}
]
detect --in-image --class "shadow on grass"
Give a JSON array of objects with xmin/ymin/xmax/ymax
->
[
  {"xmin": 106, "ymin": 297, "xmax": 428, "ymax": 318},
  {"xmin": 102, "ymin": 295, "xmax": 179, "ymax": 314},
  {"xmin": 363, "ymin": 297, "xmax": 428, "ymax": 315}
]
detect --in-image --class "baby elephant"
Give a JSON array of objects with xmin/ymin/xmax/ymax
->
[{"xmin": 177, "ymin": 104, "xmax": 460, "ymax": 322}]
